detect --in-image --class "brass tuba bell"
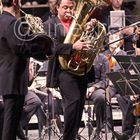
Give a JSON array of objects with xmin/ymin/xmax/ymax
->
[{"xmin": 59, "ymin": 0, "xmax": 106, "ymax": 76}]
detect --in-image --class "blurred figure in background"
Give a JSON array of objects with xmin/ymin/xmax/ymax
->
[
  {"xmin": 42, "ymin": 0, "xmax": 57, "ymax": 21},
  {"xmin": 86, "ymin": 53, "xmax": 110, "ymax": 140},
  {"xmin": 104, "ymin": 32, "xmax": 135, "ymax": 140},
  {"xmin": 91, "ymin": 0, "xmax": 136, "ymax": 53},
  {"xmin": 48, "ymin": 0, "xmax": 57, "ymax": 17}
]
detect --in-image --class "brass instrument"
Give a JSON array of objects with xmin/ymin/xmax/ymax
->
[
  {"xmin": 59, "ymin": 0, "xmax": 106, "ymax": 76},
  {"xmin": 24, "ymin": 13, "xmax": 44, "ymax": 34},
  {"xmin": 20, "ymin": 9, "xmax": 54, "ymax": 61}
]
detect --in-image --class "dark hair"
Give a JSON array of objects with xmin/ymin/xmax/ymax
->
[
  {"xmin": 56, "ymin": 0, "xmax": 61, "ymax": 6},
  {"xmin": 2, "ymin": 0, "xmax": 13, "ymax": 7},
  {"xmin": 56, "ymin": 0, "xmax": 74, "ymax": 7}
]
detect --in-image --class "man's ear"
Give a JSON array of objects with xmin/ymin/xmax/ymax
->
[
  {"xmin": 109, "ymin": 0, "xmax": 112, "ymax": 3},
  {"xmin": 56, "ymin": 5, "xmax": 59, "ymax": 12},
  {"xmin": 12, "ymin": 0, "xmax": 20, "ymax": 9}
]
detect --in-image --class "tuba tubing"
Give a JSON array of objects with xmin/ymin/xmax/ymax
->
[{"xmin": 59, "ymin": 0, "xmax": 106, "ymax": 76}]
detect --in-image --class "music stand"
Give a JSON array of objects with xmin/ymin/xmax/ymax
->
[
  {"xmin": 36, "ymin": 61, "xmax": 62, "ymax": 140},
  {"xmin": 114, "ymin": 55, "xmax": 140, "ymax": 76},
  {"xmin": 131, "ymin": 55, "xmax": 140, "ymax": 74},
  {"xmin": 37, "ymin": 61, "xmax": 48, "ymax": 76},
  {"xmin": 107, "ymin": 71, "xmax": 140, "ymax": 96},
  {"xmin": 107, "ymin": 56, "xmax": 140, "ymax": 139},
  {"xmin": 109, "ymin": 10, "xmax": 125, "ymax": 30}
]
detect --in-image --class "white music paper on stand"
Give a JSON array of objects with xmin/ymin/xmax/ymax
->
[{"xmin": 110, "ymin": 10, "xmax": 126, "ymax": 28}]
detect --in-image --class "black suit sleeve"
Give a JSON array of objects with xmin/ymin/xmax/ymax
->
[{"xmin": 4, "ymin": 19, "xmax": 51, "ymax": 60}]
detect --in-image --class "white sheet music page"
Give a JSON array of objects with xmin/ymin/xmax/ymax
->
[{"xmin": 110, "ymin": 10, "xmax": 126, "ymax": 28}]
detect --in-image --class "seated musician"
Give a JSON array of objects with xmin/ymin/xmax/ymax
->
[
  {"xmin": 25, "ymin": 59, "xmax": 63, "ymax": 138},
  {"xmin": 17, "ymin": 59, "xmax": 47, "ymax": 140},
  {"xmin": 132, "ymin": 27, "xmax": 140, "ymax": 55},
  {"xmin": 0, "ymin": 91, "xmax": 46, "ymax": 140},
  {"xmin": 86, "ymin": 53, "xmax": 110, "ymax": 139},
  {"xmin": 104, "ymin": 31, "xmax": 127, "ymax": 71},
  {"xmin": 104, "ymin": 32, "xmax": 135, "ymax": 140}
]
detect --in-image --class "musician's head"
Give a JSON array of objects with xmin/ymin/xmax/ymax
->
[
  {"xmin": 2, "ymin": 0, "xmax": 21, "ymax": 7},
  {"xmin": 48, "ymin": 0, "xmax": 57, "ymax": 16},
  {"xmin": 109, "ymin": 32, "xmax": 124, "ymax": 52},
  {"xmin": 56, "ymin": 0, "xmax": 76, "ymax": 21},
  {"xmin": 2, "ymin": 0, "xmax": 21, "ymax": 16},
  {"xmin": 110, "ymin": 0, "xmax": 123, "ymax": 10}
]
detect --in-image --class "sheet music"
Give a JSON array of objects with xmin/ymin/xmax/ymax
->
[{"xmin": 110, "ymin": 10, "xmax": 125, "ymax": 28}]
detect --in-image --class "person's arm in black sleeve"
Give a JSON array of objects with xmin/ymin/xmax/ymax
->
[{"xmin": 4, "ymin": 19, "xmax": 53, "ymax": 60}]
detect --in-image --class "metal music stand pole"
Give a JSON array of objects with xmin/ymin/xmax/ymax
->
[
  {"xmin": 42, "ymin": 89, "xmax": 62, "ymax": 140},
  {"xmin": 104, "ymin": 88, "xmax": 115, "ymax": 140},
  {"xmin": 86, "ymin": 88, "xmax": 94, "ymax": 140},
  {"xmin": 48, "ymin": 89, "xmax": 62, "ymax": 139},
  {"xmin": 37, "ymin": 61, "xmax": 61, "ymax": 140},
  {"xmin": 47, "ymin": 89, "xmax": 52, "ymax": 140}
]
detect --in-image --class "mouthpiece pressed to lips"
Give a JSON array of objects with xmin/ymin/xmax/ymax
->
[{"xmin": 64, "ymin": 13, "xmax": 72, "ymax": 18}]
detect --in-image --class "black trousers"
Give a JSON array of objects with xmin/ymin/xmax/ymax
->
[
  {"xmin": 2, "ymin": 95, "xmax": 25, "ymax": 140},
  {"xmin": 58, "ymin": 71, "xmax": 87, "ymax": 140},
  {"xmin": 108, "ymin": 86, "xmax": 135, "ymax": 136},
  {"xmin": 21, "ymin": 91, "xmax": 47, "ymax": 138},
  {"xmin": 90, "ymin": 89, "xmax": 106, "ymax": 132},
  {"xmin": 117, "ymin": 95, "xmax": 135, "ymax": 135}
]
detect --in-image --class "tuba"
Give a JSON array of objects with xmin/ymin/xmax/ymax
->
[
  {"xmin": 20, "ymin": 9, "xmax": 54, "ymax": 61},
  {"xmin": 59, "ymin": 0, "xmax": 106, "ymax": 76}
]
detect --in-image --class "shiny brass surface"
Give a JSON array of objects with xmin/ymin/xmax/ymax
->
[{"xmin": 59, "ymin": 0, "xmax": 106, "ymax": 75}]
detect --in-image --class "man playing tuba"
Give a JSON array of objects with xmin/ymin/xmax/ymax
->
[{"xmin": 43, "ymin": 0, "xmax": 100, "ymax": 139}]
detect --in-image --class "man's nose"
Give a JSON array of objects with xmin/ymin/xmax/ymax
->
[
  {"xmin": 66, "ymin": 7, "xmax": 72, "ymax": 12},
  {"xmin": 116, "ymin": 0, "xmax": 120, "ymax": 2}
]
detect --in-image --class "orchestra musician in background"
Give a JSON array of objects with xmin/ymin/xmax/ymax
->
[
  {"xmin": 42, "ymin": 0, "xmax": 57, "ymax": 22},
  {"xmin": 0, "ymin": 58, "xmax": 63, "ymax": 140},
  {"xmin": 48, "ymin": 0, "xmax": 57, "ymax": 17},
  {"xmin": 90, "ymin": 0, "xmax": 136, "ymax": 53},
  {"xmin": 104, "ymin": 31, "xmax": 127, "ymax": 71},
  {"xmin": 104, "ymin": 32, "xmax": 135, "ymax": 140},
  {"xmin": 99, "ymin": 0, "xmax": 134, "ymax": 30},
  {"xmin": 132, "ymin": 27, "xmax": 140, "ymax": 55},
  {"xmin": 29, "ymin": 59, "xmax": 64, "ymax": 135},
  {"xmin": 0, "ymin": 0, "xmax": 53, "ymax": 139},
  {"xmin": 18, "ymin": 59, "xmax": 47, "ymax": 140},
  {"xmin": 86, "ymin": 53, "xmax": 110, "ymax": 139}
]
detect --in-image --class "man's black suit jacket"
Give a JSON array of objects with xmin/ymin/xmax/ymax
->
[
  {"xmin": 43, "ymin": 17, "xmax": 95, "ymax": 87},
  {"xmin": 0, "ymin": 11, "xmax": 48, "ymax": 96},
  {"xmin": 43, "ymin": 17, "xmax": 73, "ymax": 88}
]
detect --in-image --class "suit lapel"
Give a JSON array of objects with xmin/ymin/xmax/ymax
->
[{"xmin": 54, "ymin": 17, "xmax": 67, "ymax": 42}]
